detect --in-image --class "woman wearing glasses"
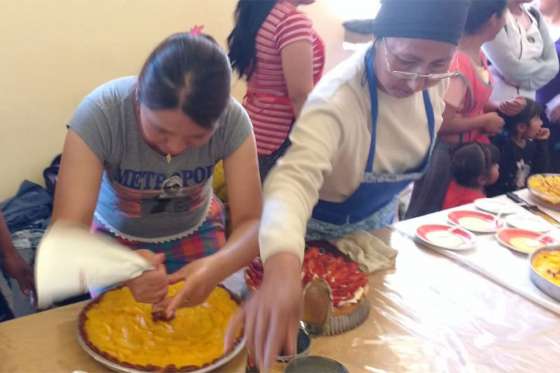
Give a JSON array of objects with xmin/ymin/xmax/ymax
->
[
  {"xmin": 407, "ymin": 0, "xmax": 509, "ymax": 218},
  {"xmin": 225, "ymin": 0, "xmax": 471, "ymax": 370}
]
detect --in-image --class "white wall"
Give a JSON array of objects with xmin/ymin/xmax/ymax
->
[{"xmin": 0, "ymin": 0, "xmax": 372, "ymax": 199}]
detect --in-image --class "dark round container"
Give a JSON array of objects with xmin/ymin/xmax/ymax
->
[
  {"xmin": 276, "ymin": 327, "xmax": 312, "ymax": 363},
  {"xmin": 285, "ymin": 356, "xmax": 349, "ymax": 373}
]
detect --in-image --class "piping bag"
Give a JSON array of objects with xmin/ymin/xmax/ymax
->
[{"xmin": 35, "ymin": 222, "xmax": 153, "ymax": 309}]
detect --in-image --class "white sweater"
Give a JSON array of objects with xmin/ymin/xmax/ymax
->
[
  {"xmin": 259, "ymin": 47, "xmax": 447, "ymax": 263},
  {"xmin": 483, "ymin": 7, "xmax": 559, "ymax": 102}
]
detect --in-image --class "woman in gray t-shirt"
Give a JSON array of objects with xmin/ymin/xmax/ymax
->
[{"xmin": 52, "ymin": 32, "xmax": 261, "ymax": 311}]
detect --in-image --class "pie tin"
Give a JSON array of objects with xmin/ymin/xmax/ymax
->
[
  {"xmin": 276, "ymin": 326, "xmax": 312, "ymax": 363},
  {"xmin": 324, "ymin": 296, "xmax": 370, "ymax": 336}
]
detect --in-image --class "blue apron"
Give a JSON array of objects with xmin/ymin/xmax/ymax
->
[{"xmin": 307, "ymin": 47, "xmax": 436, "ymax": 241}]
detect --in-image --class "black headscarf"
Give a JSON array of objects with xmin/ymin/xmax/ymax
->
[{"xmin": 370, "ymin": 0, "xmax": 471, "ymax": 45}]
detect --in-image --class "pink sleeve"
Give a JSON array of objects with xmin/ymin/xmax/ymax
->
[
  {"xmin": 275, "ymin": 12, "xmax": 313, "ymax": 50},
  {"xmin": 445, "ymin": 76, "xmax": 467, "ymax": 110}
]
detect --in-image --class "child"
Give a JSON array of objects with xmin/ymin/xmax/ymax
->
[
  {"xmin": 488, "ymin": 99, "xmax": 551, "ymax": 196},
  {"xmin": 443, "ymin": 143, "xmax": 500, "ymax": 209}
]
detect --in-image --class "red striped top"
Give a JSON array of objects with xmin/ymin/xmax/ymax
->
[{"xmin": 244, "ymin": 0, "xmax": 325, "ymax": 155}]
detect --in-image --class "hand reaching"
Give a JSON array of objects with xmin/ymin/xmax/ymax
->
[
  {"xmin": 126, "ymin": 250, "xmax": 168, "ymax": 304},
  {"xmin": 225, "ymin": 253, "xmax": 302, "ymax": 371},
  {"xmin": 162, "ymin": 257, "xmax": 222, "ymax": 319},
  {"xmin": 499, "ymin": 96, "xmax": 526, "ymax": 116},
  {"xmin": 482, "ymin": 112, "xmax": 505, "ymax": 135}
]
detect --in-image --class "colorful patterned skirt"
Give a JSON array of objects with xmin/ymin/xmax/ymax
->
[{"xmin": 92, "ymin": 197, "xmax": 226, "ymax": 273}]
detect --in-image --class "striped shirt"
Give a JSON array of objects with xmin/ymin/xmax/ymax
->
[{"xmin": 244, "ymin": 0, "xmax": 325, "ymax": 155}]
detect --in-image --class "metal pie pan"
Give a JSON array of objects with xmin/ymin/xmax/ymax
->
[{"xmin": 76, "ymin": 284, "xmax": 245, "ymax": 373}]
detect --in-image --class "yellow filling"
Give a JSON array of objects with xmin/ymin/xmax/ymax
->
[
  {"xmin": 529, "ymin": 175, "xmax": 560, "ymax": 204},
  {"xmin": 533, "ymin": 250, "xmax": 560, "ymax": 286},
  {"xmin": 83, "ymin": 284, "xmax": 239, "ymax": 369},
  {"xmin": 458, "ymin": 217, "xmax": 491, "ymax": 231},
  {"xmin": 510, "ymin": 237, "xmax": 543, "ymax": 254}
]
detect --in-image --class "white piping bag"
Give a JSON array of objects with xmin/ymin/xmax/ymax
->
[{"xmin": 35, "ymin": 222, "xmax": 153, "ymax": 309}]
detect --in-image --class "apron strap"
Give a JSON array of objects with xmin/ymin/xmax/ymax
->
[{"xmin": 364, "ymin": 47, "xmax": 378, "ymax": 173}]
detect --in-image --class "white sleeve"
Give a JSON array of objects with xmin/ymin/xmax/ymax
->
[
  {"xmin": 483, "ymin": 9, "xmax": 559, "ymax": 91},
  {"xmin": 259, "ymin": 104, "xmax": 343, "ymax": 264}
]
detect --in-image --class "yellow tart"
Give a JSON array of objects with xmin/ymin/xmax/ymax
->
[
  {"xmin": 532, "ymin": 250, "xmax": 560, "ymax": 286},
  {"xmin": 79, "ymin": 283, "xmax": 241, "ymax": 372}
]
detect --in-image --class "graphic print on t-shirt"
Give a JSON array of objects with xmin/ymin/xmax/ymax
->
[
  {"xmin": 514, "ymin": 159, "xmax": 531, "ymax": 189},
  {"xmin": 110, "ymin": 164, "xmax": 214, "ymax": 218}
]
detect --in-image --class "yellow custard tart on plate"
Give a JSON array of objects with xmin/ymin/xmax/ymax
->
[{"xmin": 78, "ymin": 283, "xmax": 243, "ymax": 372}]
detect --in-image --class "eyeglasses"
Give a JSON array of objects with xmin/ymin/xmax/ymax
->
[{"xmin": 382, "ymin": 40, "xmax": 459, "ymax": 81}]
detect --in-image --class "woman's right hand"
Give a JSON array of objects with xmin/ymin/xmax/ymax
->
[
  {"xmin": 482, "ymin": 112, "xmax": 505, "ymax": 135},
  {"xmin": 498, "ymin": 97, "xmax": 526, "ymax": 116},
  {"xmin": 225, "ymin": 252, "xmax": 302, "ymax": 371},
  {"xmin": 126, "ymin": 250, "xmax": 168, "ymax": 304}
]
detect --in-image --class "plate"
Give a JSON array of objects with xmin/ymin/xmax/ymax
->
[
  {"xmin": 528, "ymin": 173, "xmax": 560, "ymax": 206},
  {"xmin": 416, "ymin": 224, "xmax": 475, "ymax": 251},
  {"xmin": 474, "ymin": 198, "xmax": 519, "ymax": 215},
  {"xmin": 505, "ymin": 213, "xmax": 553, "ymax": 233},
  {"xmin": 448, "ymin": 210, "xmax": 502, "ymax": 233},
  {"xmin": 496, "ymin": 228, "xmax": 557, "ymax": 254}
]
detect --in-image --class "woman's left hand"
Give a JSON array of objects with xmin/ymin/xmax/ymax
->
[
  {"xmin": 163, "ymin": 257, "xmax": 221, "ymax": 318},
  {"xmin": 3, "ymin": 252, "xmax": 34, "ymax": 297}
]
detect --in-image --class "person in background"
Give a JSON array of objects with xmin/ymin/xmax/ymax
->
[
  {"xmin": 406, "ymin": 0, "xmax": 509, "ymax": 218},
  {"xmin": 483, "ymin": 0, "xmax": 559, "ymax": 103},
  {"xmin": 443, "ymin": 143, "xmax": 500, "ymax": 209},
  {"xmin": 224, "ymin": 0, "xmax": 472, "ymax": 370},
  {"xmin": 227, "ymin": 0, "xmax": 325, "ymax": 180},
  {"xmin": 537, "ymin": 0, "xmax": 560, "ymax": 171},
  {"xmin": 488, "ymin": 98, "xmax": 551, "ymax": 196},
  {"xmin": 0, "ymin": 212, "xmax": 34, "ymax": 321},
  {"xmin": 52, "ymin": 32, "xmax": 261, "ymax": 312}
]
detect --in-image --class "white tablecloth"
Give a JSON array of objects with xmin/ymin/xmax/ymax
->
[{"xmin": 394, "ymin": 190, "xmax": 560, "ymax": 315}]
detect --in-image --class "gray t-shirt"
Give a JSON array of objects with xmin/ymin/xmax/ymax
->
[{"xmin": 69, "ymin": 77, "xmax": 252, "ymax": 242}]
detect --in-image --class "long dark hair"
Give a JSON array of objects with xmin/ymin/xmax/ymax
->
[
  {"xmin": 138, "ymin": 33, "xmax": 231, "ymax": 129},
  {"xmin": 452, "ymin": 143, "xmax": 500, "ymax": 188},
  {"xmin": 463, "ymin": 0, "xmax": 507, "ymax": 35},
  {"xmin": 227, "ymin": 0, "xmax": 278, "ymax": 80}
]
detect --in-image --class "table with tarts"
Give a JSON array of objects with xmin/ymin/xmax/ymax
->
[{"xmin": 1, "ymin": 211, "xmax": 560, "ymax": 372}]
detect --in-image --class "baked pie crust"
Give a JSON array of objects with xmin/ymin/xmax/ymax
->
[{"xmin": 79, "ymin": 283, "xmax": 242, "ymax": 372}]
